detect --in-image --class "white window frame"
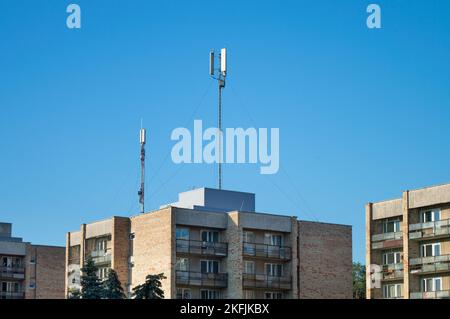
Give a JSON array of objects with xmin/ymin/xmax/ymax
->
[
  {"xmin": 176, "ymin": 257, "xmax": 189, "ymax": 271},
  {"xmin": 96, "ymin": 238, "xmax": 108, "ymax": 252},
  {"xmin": 243, "ymin": 231, "xmax": 255, "ymax": 243},
  {"xmin": 420, "ymin": 209, "xmax": 441, "ymax": 223},
  {"xmin": 264, "ymin": 291, "xmax": 282, "ymax": 299},
  {"xmin": 244, "ymin": 261, "xmax": 255, "ymax": 274},
  {"xmin": 200, "ymin": 260, "xmax": 219, "ymax": 273},
  {"xmin": 97, "ymin": 267, "xmax": 109, "ymax": 280},
  {"xmin": 200, "ymin": 289, "xmax": 220, "ymax": 299},
  {"xmin": 201, "ymin": 230, "xmax": 219, "ymax": 243},
  {"xmin": 421, "ymin": 243, "xmax": 441, "ymax": 258},
  {"xmin": 383, "ymin": 283, "xmax": 402, "ymax": 298},
  {"xmin": 265, "ymin": 263, "xmax": 282, "ymax": 277},
  {"xmin": 265, "ymin": 233, "xmax": 283, "ymax": 246},
  {"xmin": 382, "ymin": 251, "xmax": 402, "ymax": 265},
  {"xmin": 383, "ymin": 219, "xmax": 401, "ymax": 233},
  {"xmin": 422, "ymin": 277, "xmax": 442, "ymax": 292}
]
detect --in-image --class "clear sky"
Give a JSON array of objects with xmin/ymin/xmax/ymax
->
[{"xmin": 0, "ymin": 1, "xmax": 449, "ymax": 262}]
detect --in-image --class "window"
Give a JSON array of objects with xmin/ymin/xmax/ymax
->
[
  {"xmin": 383, "ymin": 219, "xmax": 400, "ymax": 233},
  {"xmin": 97, "ymin": 267, "xmax": 109, "ymax": 280},
  {"xmin": 1, "ymin": 282, "xmax": 19, "ymax": 293},
  {"xmin": 129, "ymin": 233, "xmax": 135, "ymax": 240},
  {"xmin": 383, "ymin": 284, "xmax": 402, "ymax": 298},
  {"xmin": 382, "ymin": 251, "xmax": 402, "ymax": 265},
  {"xmin": 96, "ymin": 239, "xmax": 108, "ymax": 251},
  {"xmin": 244, "ymin": 261, "xmax": 255, "ymax": 274},
  {"xmin": 201, "ymin": 289, "xmax": 220, "ymax": 299},
  {"xmin": 244, "ymin": 290, "xmax": 255, "ymax": 299},
  {"xmin": 2, "ymin": 257, "xmax": 12, "ymax": 267},
  {"xmin": 421, "ymin": 243, "xmax": 441, "ymax": 258},
  {"xmin": 176, "ymin": 288, "xmax": 191, "ymax": 299},
  {"xmin": 29, "ymin": 256, "xmax": 36, "ymax": 264},
  {"xmin": 176, "ymin": 228, "xmax": 189, "ymax": 240},
  {"xmin": 201, "ymin": 230, "xmax": 219, "ymax": 243},
  {"xmin": 421, "ymin": 209, "xmax": 441, "ymax": 223},
  {"xmin": 422, "ymin": 277, "xmax": 442, "ymax": 292},
  {"xmin": 176, "ymin": 258, "xmax": 189, "ymax": 271},
  {"xmin": 265, "ymin": 263, "xmax": 282, "ymax": 277},
  {"xmin": 243, "ymin": 231, "xmax": 255, "ymax": 243},
  {"xmin": 264, "ymin": 292, "xmax": 282, "ymax": 299},
  {"xmin": 265, "ymin": 233, "xmax": 283, "ymax": 246},
  {"xmin": 201, "ymin": 260, "xmax": 219, "ymax": 273}
]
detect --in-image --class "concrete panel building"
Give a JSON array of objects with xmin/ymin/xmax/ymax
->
[
  {"xmin": 66, "ymin": 188, "xmax": 352, "ymax": 299},
  {"xmin": 366, "ymin": 182, "xmax": 450, "ymax": 299},
  {"xmin": 0, "ymin": 222, "xmax": 65, "ymax": 299}
]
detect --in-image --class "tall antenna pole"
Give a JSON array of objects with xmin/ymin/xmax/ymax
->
[
  {"xmin": 210, "ymin": 48, "xmax": 227, "ymax": 190},
  {"xmin": 138, "ymin": 127, "xmax": 146, "ymax": 213}
]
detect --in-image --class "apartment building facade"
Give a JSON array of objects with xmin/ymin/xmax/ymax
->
[
  {"xmin": 366, "ymin": 182, "xmax": 450, "ymax": 299},
  {"xmin": 0, "ymin": 222, "xmax": 65, "ymax": 299},
  {"xmin": 66, "ymin": 188, "xmax": 352, "ymax": 299}
]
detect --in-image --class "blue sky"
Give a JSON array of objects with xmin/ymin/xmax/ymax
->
[{"xmin": 0, "ymin": 1, "xmax": 449, "ymax": 263}]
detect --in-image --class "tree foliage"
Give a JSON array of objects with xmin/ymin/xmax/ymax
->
[
  {"xmin": 103, "ymin": 269, "xmax": 126, "ymax": 299},
  {"xmin": 80, "ymin": 256, "xmax": 104, "ymax": 299},
  {"xmin": 133, "ymin": 273, "xmax": 166, "ymax": 299},
  {"xmin": 353, "ymin": 262, "xmax": 366, "ymax": 299}
]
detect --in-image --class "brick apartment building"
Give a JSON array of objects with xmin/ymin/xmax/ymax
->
[
  {"xmin": 66, "ymin": 188, "xmax": 352, "ymax": 299},
  {"xmin": 366, "ymin": 182, "xmax": 450, "ymax": 299},
  {"xmin": 0, "ymin": 222, "xmax": 65, "ymax": 299}
]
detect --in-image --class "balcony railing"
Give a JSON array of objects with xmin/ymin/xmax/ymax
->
[
  {"xmin": 0, "ymin": 291, "xmax": 25, "ymax": 299},
  {"xmin": 410, "ymin": 290, "xmax": 450, "ymax": 299},
  {"xmin": 90, "ymin": 250, "xmax": 111, "ymax": 264},
  {"xmin": 243, "ymin": 273, "xmax": 292, "ymax": 290},
  {"xmin": 242, "ymin": 242, "xmax": 291, "ymax": 260},
  {"xmin": 176, "ymin": 239, "xmax": 228, "ymax": 257},
  {"xmin": 175, "ymin": 271, "xmax": 227, "ymax": 288},
  {"xmin": 410, "ymin": 254, "xmax": 450, "ymax": 274},
  {"xmin": 371, "ymin": 232, "xmax": 403, "ymax": 250},
  {"xmin": 382, "ymin": 264, "xmax": 404, "ymax": 280},
  {"xmin": 0, "ymin": 266, "xmax": 25, "ymax": 279},
  {"xmin": 409, "ymin": 219, "xmax": 450, "ymax": 240}
]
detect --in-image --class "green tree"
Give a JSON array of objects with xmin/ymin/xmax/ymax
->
[
  {"xmin": 133, "ymin": 273, "xmax": 166, "ymax": 299},
  {"xmin": 353, "ymin": 262, "xmax": 366, "ymax": 299},
  {"xmin": 103, "ymin": 269, "xmax": 126, "ymax": 299},
  {"xmin": 80, "ymin": 256, "xmax": 104, "ymax": 299}
]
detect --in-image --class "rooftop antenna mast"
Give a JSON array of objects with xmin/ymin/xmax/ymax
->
[
  {"xmin": 209, "ymin": 48, "xmax": 227, "ymax": 190},
  {"xmin": 138, "ymin": 123, "xmax": 146, "ymax": 213}
]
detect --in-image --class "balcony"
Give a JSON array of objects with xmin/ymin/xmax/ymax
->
[
  {"xmin": 0, "ymin": 291, "xmax": 25, "ymax": 299},
  {"xmin": 381, "ymin": 264, "xmax": 404, "ymax": 281},
  {"xmin": 409, "ymin": 219, "xmax": 450, "ymax": 240},
  {"xmin": 410, "ymin": 290, "xmax": 450, "ymax": 299},
  {"xmin": 0, "ymin": 266, "xmax": 25, "ymax": 280},
  {"xmin": 243, "ymin": 242, "xmax": 291, "ymax": 260},
  {"xmin": 175, "ymin": 271, "xmax": 227, "ymax": 288},
  {"xmin": 90, "ymin": 250, "xmax": 111, "ymax": 265},
  {"xmin": 371, "ymin": 232, "xmax": 403, "ymax": 250},
  {"xmin": 410, "ymin": 254, "xmax": 450, "ymax": 274},
  {"xmin": 243, "ymin": 274, "xmax": 292, "ymax": 290},
  {"xmin": 176, "ymin": 239, "xmax": 227, "ymax": 257}
]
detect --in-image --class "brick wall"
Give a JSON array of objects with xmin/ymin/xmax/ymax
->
[
  {"xmin": 112, "ymin": 217, "xmax": 130, "ymax": 293},
  {"xmin": 130, "ymin": 207, "xmax": 174, "ymax": 298},
  {"xmin": 28, "ymin": 245, "xmax": 65, "ymax": 299},
  {"xmin": 298, "ymin": 221, "xmax": 352, "ymax": 299}
]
